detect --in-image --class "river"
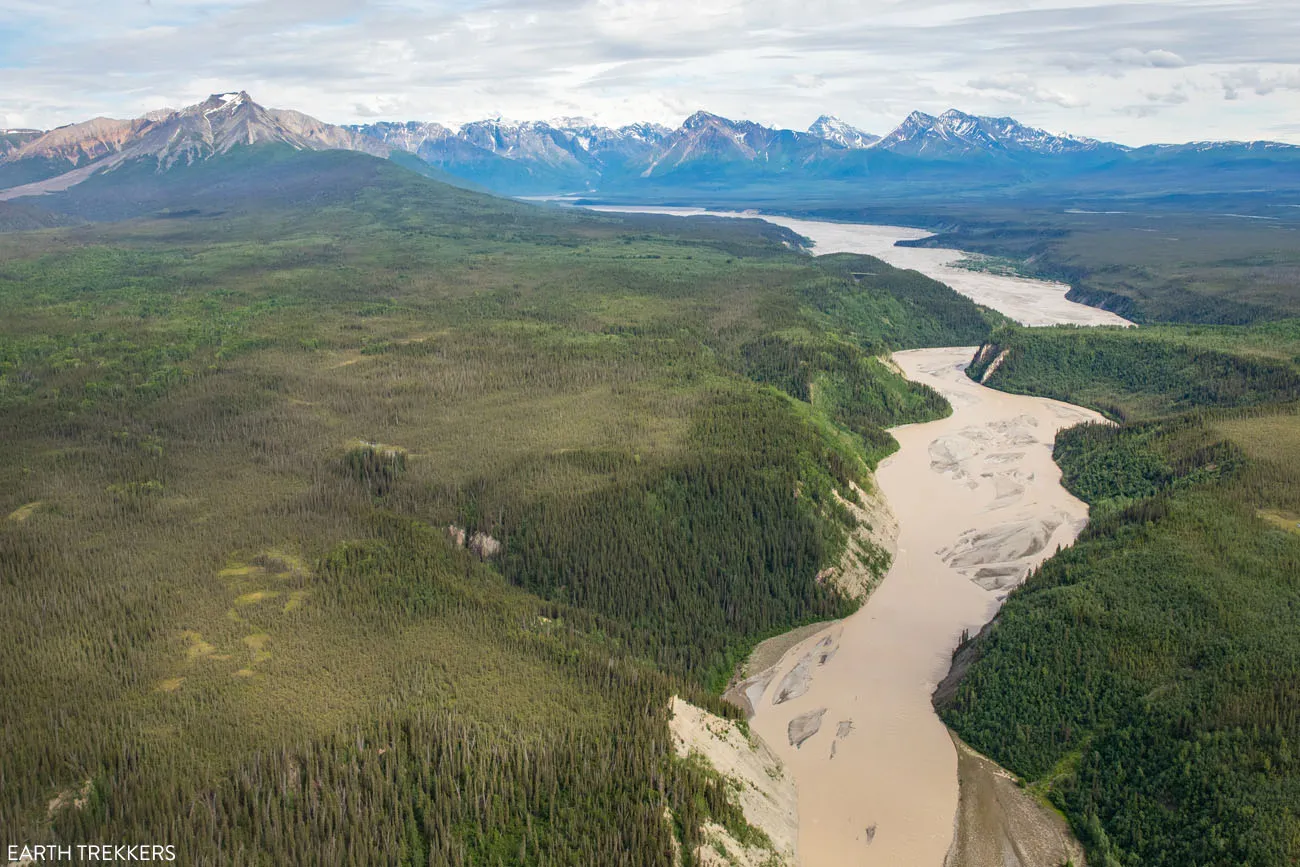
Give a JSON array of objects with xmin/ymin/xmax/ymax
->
[
  {"xmin": 750, "ymin": 349, "xmax": 1101, "ymax": 865},
  {"xmin": 587, "ymin": 205, "xmax": 1114, "ymax": 865},
  {"xmin": 583, "ymin": 206, "xmax": 1131, "ymax": 327}
]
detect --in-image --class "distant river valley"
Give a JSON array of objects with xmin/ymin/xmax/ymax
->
[{"xmin": 583, "ymin": 206, "xmax": 1131, "ymax": 327}]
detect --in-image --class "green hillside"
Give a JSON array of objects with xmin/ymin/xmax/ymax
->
[
  {"xmin": 690, "ymin": 201, "xmax": 1300, "ymax": 326},
  {"xmin": 867, "ymin": 206, "xmax": 1300, "ymax": 325},
  {"xmin": 915, "ymin": 211, "xmax": 1300, "ymax": 325},
  {"xmin": 943, "ymin": 326, "xmax": 1300, "ymax": 866},
  {"xmin": 0, "ymin": 148, "xmax": 993, "ymax": 862},
  {"xmin": 968, "ymin": 322, "xmax": 1300, "ymax": 420}
]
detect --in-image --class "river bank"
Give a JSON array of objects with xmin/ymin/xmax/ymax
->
[
  {"xmin": 582, "ymin": 203, "xmax": 1109, "ymax": 863},
  {"xmin": 581, "ymin": 205, "xmax": 1131, "ymax": 327},
  {"xmin": 746, "ymin": 347, "xmax": 1102, "ymax": 866}
]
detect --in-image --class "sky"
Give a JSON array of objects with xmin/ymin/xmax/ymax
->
[{"xmin": 1, "ymin": 0, "xmax": 1299, "ymax": 144}]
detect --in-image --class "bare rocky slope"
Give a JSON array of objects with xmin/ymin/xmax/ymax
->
[{"xmin": 0, "ymin": 92, "xmax": 388, "ymax": 198}]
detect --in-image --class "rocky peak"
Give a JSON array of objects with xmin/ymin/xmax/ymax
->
[
  {"xmin": 0, "ymin": 90, "xmax": 390, "ymax": 196},
  {"xmin": 807, "ymin": 115, "xmax": 878, "ymax": 149},
  {"xmin": 186, "ymin": 91, "xmax": 252, "ymax": 118},
  {"xmin": 682, "ymin": 110, "xmax": 730, "ymax": 131},
  {"xmin": 872, "ymin": 108, "xmax": 1110, "ymax": 157}
]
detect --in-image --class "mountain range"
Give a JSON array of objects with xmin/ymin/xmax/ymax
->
[
  {"xmin": 0, "ymin": 92, "xmax": 384, "ymax": 198},
  {"xmin": 2, "ymin": 91, "xmax": 1299, "ymax": 205},
  {"xmin": 353, "ymin": 107, "xmax": 1134, "ymax": 191}
]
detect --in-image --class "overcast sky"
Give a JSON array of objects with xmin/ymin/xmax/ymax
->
[{"xmin": 2, "ymin": 0, "xmax": 1299, "ymax": 144}]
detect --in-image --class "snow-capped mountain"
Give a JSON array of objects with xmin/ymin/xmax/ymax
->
[
  {"xmin": 351, "ymin": 120, "xmax": 476, "ymax": 165},
  {"xmin": 549, "ymin": 119, "xmax": 671, "ymax": 161},
  {"xmin": 871, "ymin": 109, "xmax": 1111, "ymax": 157},
  {"xmin": 347, "ymin": 106, "xmax": 1126, "ymax": 188},
  {"xmin": 5, "ymin": 92, "xmax": 1298, "ymax": 203},
  {"xmin": 457, "ymin": 118, "xmax": 593, "ymax": 171},
  {"xmin": 807, "ymin": 115, "xmax": 879, "ymax": 149},
  {"xmin": 383, "ymin": 111, "xmax": 674, "ymax": 182},
  {"xmin": 129, "ymin": 92, "xmax": 389, "ymax": 169},
  {"xmin": 0, "ymin": 92, "xmax": 388, "ymax": 195},
  {"xmin": 364, "ymin": 120, "xmax": 457, "ymax": 150},
  {"xmin": 1138, "ymin": 139, "xmax": 1300, "ymax": 155},
  {"xmin": 352, "ymin": 116, "xmax": 672, "ymax": 186},
  {"xmin": 634, "ymin": 110, "xmax": 836, "ymax": 179}
]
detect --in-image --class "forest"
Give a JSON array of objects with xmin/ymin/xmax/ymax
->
[
  {"xmin": 790, "ymin": 198, "xmax": 1300, "ymax": 325},
  {"xmin": 0, "ymin": 152, "xmax": 995, "ymax": 863},
  {"xmin": 943, "ymin": 323, "xmax": 1300, "ymax": 866},
  {"xmin": 967, "ymin": 321, "xmax": 1300, "ymax": 419}
]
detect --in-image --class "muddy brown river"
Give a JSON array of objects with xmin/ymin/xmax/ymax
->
[
  {"xmin": 585, "ymin": 204, "xmax": 1115, "ymax": 865},
  {"xmin": 749, "ymin": 348, "xmax": 1102, "ymax": 865}
]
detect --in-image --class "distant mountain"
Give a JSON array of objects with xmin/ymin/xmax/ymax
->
[
  {"xmin": 0, "ymin": 118, "xmax": 155, "ymax": 190},
  {"xmin": 4, "ymin": 117, "xmax": 149, "ymax": 166},
  {"xmin": 547, "ymin": 119, "xmax": 671, "ymax": 176},
  {"xmin": 357, "ymin": 110, "xmax": 841, "ymax": 187},
  {"xmin": 457, "ymin": 118, "xmax": 598, "ymax": 180},
  {"xmin": 6, "ymin": 93, "xmax": 1300, "ymax": 208},
  {"xmin": 0, "ymin": 129, "xmax": 41, "ymax": 151},
  {"xmin": 871, "ymin": 109, "xmax": 1111, "ymax": 158},
  {"xmin": 1136, "ymin": 139, "xmax": 1300, "ymax": 156},
  {"xmin": 124, "ymin": 92, "xmax": 388, "ymax": 168},
  {"xmin": 807, "ymin": 115, "xmax": 879, "ymax": 149},
  {"xmin": 353, "ymin": 120, "xmax": 456, "ymax": 157},
  {"xmin": 635, "ymin": 110, "xmax": 825, "ymax": 178},
  {"xmin": 345, "ymin": 107, "xmax": 1148, "ymax": 192},
  {"xmin": 353, "ymin": 117, "xmax": 671, "ymax": 191},
  {"xmin": 0, "ymin": 92, "xmax": 388, "ymax": 199}
]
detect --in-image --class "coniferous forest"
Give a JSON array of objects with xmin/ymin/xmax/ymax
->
[
  {"xmin": 945, "ymin": 324, "xmax": 1300, "ymax": 866},
  {"xmin": 5, "ymin": 143, "xmax": 1300, "ymax": 865},
  {"xmin": 0, "ymin": 152, "xmax": 995, "ymax": 863}
]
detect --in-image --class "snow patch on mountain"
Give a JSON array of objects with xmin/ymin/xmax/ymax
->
[
  {"xmin": 0, "ymin": 92, "xmax": 389, "ymax": 194},
  {"xmin": 870, "ymin": 109, "xmax": 1115, "ymax": 157},
  {"xmin": 204, "ymin": 92, "xmax": 245, "ymax": 116},
  {"xmin": 808, "ymin": 115, "xmax": 879, "ymax": 149}
]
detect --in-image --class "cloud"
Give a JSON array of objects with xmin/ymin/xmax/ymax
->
[
  {"xmin": 788, "ymin": 73, "xmax": 826, "ymax": 90},
  {"xmin": 1220, "ymin": 67, "xmax": 1300, "ymax": 100},
  {"xmin": 1, "ymin": 0, "xmax": 1300, "ymax": 144},
  {"xmin": 1119, "ymin": 105, "xmax": 1161, "ymax": 119},
  {"xmin": 1145, "ymin": 84, "xmax": 1190, "ymax": 105},
  {"xmin": 967, "ymin": 74, "xmax": 1087, "ymax": 109},
  {"xmin": 1116, "ymin": 81, "xmax": 1193, "ymax": 118},
  {"xmin": 1112, "ymin": 48, "xmax": 1186, "ymax": 69}
]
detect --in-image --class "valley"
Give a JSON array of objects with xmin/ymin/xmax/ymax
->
[
  {"xmin": 582, "ymin": 206, "xmax": 1131, "ymax": 326},
  {"xmin": 749, "ymin": 347, "xmax": 1099, "ymax": 867},
  {"xmin": 0, "ymin": 154, "xmax": 1000, "ymax": 864},
  {"xmin": 1, "ymin": 85, "xmax": 1298, "ymax": 867},
  {"xmin": 603, "ymin": 205, "xmax": 1114, "ymax": 865}
]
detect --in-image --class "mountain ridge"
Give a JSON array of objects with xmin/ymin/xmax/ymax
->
[
  {"xmin": 3, "ymin": 91, "xmax": 1299, "ymax": 203},
  {"xmin": 0, "ymin": 91, "xmax": 389, "ymax": 198}
]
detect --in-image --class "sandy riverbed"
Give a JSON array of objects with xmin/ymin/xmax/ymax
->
[
  {"xmin": 584, "ymin": 206, "xmax": 1130, "ymax": 327},
  {"xmin": 747, "ymin": 347, "xmax": 1102, "ymax": 866},
  {"xmin": 581, "ymin": 203, "xmax": 1107, "ymax": 862}
]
